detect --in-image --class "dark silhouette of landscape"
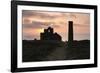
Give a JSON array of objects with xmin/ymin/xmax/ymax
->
[{"xmin": 22, "ymin": 21, "xmax": 90, "ymax": 62}]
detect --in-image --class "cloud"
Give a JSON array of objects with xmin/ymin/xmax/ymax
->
[
  {"xmin": 23, "ymin": 21, "xmax": 45, "ymax": 29},
  {"xmin": 22, "ymin": 10, "xmax": 59, "ymax": 19},
  {"xmin": 23, "ymin": 21, "xmax": 60, "ymax": 29},
  {"xmin": 23, "ymin": 33, "xmax": 39, "ymax": 40},
  {"xmin": 22, "ymin": 10, "xmax": 34, "ymax": 17},
  {"xmin": 74, "ymin": 23, "xmax": 90, "ymax": 27}
]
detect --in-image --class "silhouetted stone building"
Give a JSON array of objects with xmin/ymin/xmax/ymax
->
[{"xmin": 40, "ymin": 27, "xmax": 62, "ymax": 41}]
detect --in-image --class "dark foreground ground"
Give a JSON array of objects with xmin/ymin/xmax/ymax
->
[{"xmin": 22, "ymin": 40, "xmax": 90, "ymax": 62}]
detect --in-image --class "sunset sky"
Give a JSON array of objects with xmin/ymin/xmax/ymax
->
[{"xmin": 22, "ymin": 10, "xmax": 90, "ymax": 41}]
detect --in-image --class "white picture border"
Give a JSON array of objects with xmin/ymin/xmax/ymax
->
[{"xmin": 17, "ymin": 5, "xmax": 94, "ymax": 68}]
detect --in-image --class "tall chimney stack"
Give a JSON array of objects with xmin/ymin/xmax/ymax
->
[{"xmin": 68, "ymin": 21, "xmax": 73, "ymax": 47}]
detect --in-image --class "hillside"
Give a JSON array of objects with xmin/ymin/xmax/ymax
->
[{"xmin": 22, "ymin": 40, "xmax": 90, "ymax": 62}]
